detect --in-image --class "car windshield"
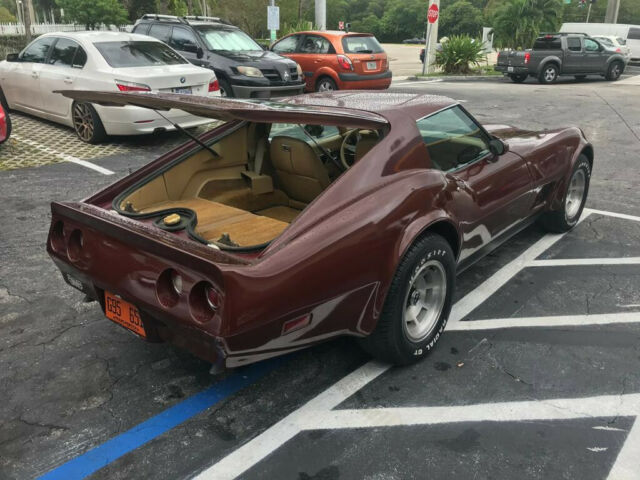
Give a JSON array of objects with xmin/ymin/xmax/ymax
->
[
  {"xmin": 595, "ymin": 37, "xmax": 614, "ymax": 47},
  {"xmin": 94, "ymin": 41, "xmax": 187, "ymax": 67},
  {"xmin": 195, "ymin": 26, "xmax": 261, "ymax": 51},
  {"xmin": 341, "ymin": 35, "xmax": 384, "ymax": 54}
]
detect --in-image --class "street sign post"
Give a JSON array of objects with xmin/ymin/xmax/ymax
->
[
  {"xmin": 422, "ymin": 3, "xmax": 439, "ymax": 75},
  {"xmin": 268, "ymin": 4, "xmax": 279, "ymax": 43},
  {"xmin": 338, "ymin": 21, "xmax": 344, "ymax": 30}
]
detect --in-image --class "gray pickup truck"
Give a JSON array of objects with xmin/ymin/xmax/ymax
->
[{"xmin": 495, "ymin": 33, "xmax": 627, "ymax": 84}]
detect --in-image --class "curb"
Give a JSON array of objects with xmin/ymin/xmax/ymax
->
[{"xmin": 405, "ymin": 74, "xmax": 505, "ymax": 82}]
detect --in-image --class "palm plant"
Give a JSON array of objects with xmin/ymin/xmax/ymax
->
[
  {"xmin": 492, "ymin": 0, "xmax": 563, "ymax": 49},
  {"xmin": 434, "ymin": 35, "xmax": 486, "ymax": 74}
]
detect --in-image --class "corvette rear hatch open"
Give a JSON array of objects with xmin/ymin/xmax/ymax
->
[{"xmin": 56, "ymin": 91, "xmax": 389, "ymax": 129}]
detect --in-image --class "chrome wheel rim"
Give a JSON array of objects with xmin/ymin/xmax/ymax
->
[
  {"xmin": 544, "ymin": 67, "xmax": 556, "ymax": 82},
  {"xmin": 72, "ymin": 103, "xmax": 94, "ymax": 142},
  {"xmin": 318, "ymin": 80, "xmax": 334, "ymax": 92},
  {"xmin": 565, "ymin": 169, "xmax": 586, "ymax": 220},
  {"xmin": 403, "ymin": 260, "xmax": 447, "ymax": 342},
  {"xmin": 611, "ymin": 64, "xmax": 621, "ymax": 78}
]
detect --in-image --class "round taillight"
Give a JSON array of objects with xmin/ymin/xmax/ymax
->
[
  {"xmin": 171, "ymin": 271, "xmax": 183, "ymax": 294},
  {"xmin": 50, "ymin": 220, "xmax": 65, "ymax": 253},
  {"xmin": 189, "ymin": 281, "xmax": 221, "ymax": 324},
  {"xmin": 206, "ymin": 286, "xmax": 220, "ymax": 310},
  {"xmin": 156, "ymin": 268, "xmax": 181, "ymax": 308},
  {"xmin": 67, "ymin": 229, "xmax": 84, "ymax": 263}
]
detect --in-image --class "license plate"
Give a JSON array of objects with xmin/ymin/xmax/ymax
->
[
  {"xmin": 366, "ymin": 61, "xmax": 377, "ymax": 70},
  {"xmin": 172, "ymin": 86, "xmax": 192, "ymax": 94},
  {"xmin": 507, "ymin": 66, "xmax": 514, "ymax": 72},
  {"xmin": 104, "ymin": 291, "xmax": 146, "ymax": 338}
]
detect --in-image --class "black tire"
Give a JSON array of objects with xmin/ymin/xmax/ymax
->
[
  {"xmin": 316, "ymin": 76, "xmax": 337, "ymax": 93},
  {"xmin": 605, "ymin": 61, "xmax": 623, "ymax": 81},
  {"xmin": 0, "ymin": 87, "xmax": 9, "ymax": 112},
  {"xmin": 218, "ymin": 78, "xmax": 234, "ymax": 98},
  {"xmin": 574, "ymin": 75, "xmax": 587, "ymax": 81},
  {"xmin": 539, "ymin": 154, "xmax": 591, "ymax": 233},
  {"xmin": 538, "ymin": 63, "xmax": 559, "ymax": 84},
  {"xmin": 509, "ymin": 74, "xmax": 527, "ymax": 83},
  {"xmin": 358, "ymin": 234, "xmax": 455, "ymax": 365},
  {"xmin": 72, "ymin": 102, "xmax": 106, "ymax": 144},
  {"xmin": 0, "ymin": 110, "xmax": 11, "ymax": 144}
]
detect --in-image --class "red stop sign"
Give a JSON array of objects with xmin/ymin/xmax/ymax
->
[{"xmin": 427, "ymin": 4, "xmax": 439, "ymax": 23}]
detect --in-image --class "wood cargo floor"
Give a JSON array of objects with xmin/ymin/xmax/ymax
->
[{"xmin": 141, "ymin": 198, "xmax": 294, "ymax": 247}]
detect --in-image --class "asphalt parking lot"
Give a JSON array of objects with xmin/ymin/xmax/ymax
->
[{"xmin": 1, "ymin": 74, "xmax": 640, "ymax": 480}]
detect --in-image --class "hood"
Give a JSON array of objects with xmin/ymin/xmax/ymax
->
[
  {"xmin": 485, "ymin": 124, "xmax": 567, "ymax": 158},
  {"xmin": 210, "ymin": 49, "xmax": 297, "ymax": 67},
  {"xmin": 56, "ymin": 91, "xmax": 389, "ymax": 129}
]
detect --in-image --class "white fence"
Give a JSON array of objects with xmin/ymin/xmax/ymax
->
[{"xmin": 0, "ymin": 23, "xmax": 133, "ymax": 35}]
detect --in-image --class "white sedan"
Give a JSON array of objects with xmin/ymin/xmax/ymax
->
[{"xmin": 0, "ymin": 31, "xmax": 220, "ymax": 143}]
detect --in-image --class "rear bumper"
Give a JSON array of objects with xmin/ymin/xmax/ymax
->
[
  {"xmin": 494, "ymin": 64, "xmax": 529, "ymax": 75},
  {"xmin": 336, "ymin": 71, "xmax": 392, "ymax": 90},
  {"xmin": 338, "ymin": 71, "xmax": 392, "ymax": 82},
  {"xmin": 231, "ymin": 83, "xmax": 305, "ymax": 99}
]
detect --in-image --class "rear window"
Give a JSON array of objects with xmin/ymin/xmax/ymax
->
[
  {"xmin": 341, "ymin": 35, "xmax": 384, "ymax": 54},
  {"xmin": 533, "ymin": 37, "xmax": 562, "ymax": 50},
  {"xmin": 628, "ymin": 28, "xmax": 640, "ymax": 40},
  {"xmin": 94, "ymin": 41, "xmax": 187, "ymax": 68},
  {"xmin": 594, "ymin": 37, "xmax": 613, "ymax": 47}
]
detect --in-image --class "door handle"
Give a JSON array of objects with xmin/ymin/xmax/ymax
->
[{"xmin": 64, "ymin": 77, "xmax": 73, "ymax": 84}]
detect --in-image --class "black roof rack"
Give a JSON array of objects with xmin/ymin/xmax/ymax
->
[
  {"xmin": 538, "ymin": 32, "xmax": 590, "ymax": 37},
  {"xmin": 139, "ymin": 14, "xmax": 188, "ymax": 24},
  {"xmin": 184, "ymin": 15, "xmax": 232, "ymax": 25}
]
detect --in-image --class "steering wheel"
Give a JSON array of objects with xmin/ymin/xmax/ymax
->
[{"xmin": 340, "ymin": 129, "xmax": 379, "ymax": 169}]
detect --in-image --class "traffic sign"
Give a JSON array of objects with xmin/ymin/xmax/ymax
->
[
  {"xmin": 427, "ymin": 3, "xmax": 439, "ymax": 23},
  {"xmin": 339, "ymin": 21, "xmax": 344, "ymax": 30}
]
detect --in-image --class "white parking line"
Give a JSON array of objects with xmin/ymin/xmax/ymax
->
[
  {"xmin": 11, "ymin": 134, "xmax": 114, "ymax": 175},
  {"xmin": 530, "ymin": 257, "xmax": 640, "ymax": 267},
  {"xmin": 193, "ymin": 208, "xmax": 640, "ymax": 480}
]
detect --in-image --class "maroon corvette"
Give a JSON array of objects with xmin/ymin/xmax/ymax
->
[{"xmin": 47, "ymin": 91, "xmax": 592, "ymax": 370}]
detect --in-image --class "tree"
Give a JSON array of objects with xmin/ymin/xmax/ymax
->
[
  {"xmin": 379, "ymin": 0, "xmax": 429, "ymax": 43},
  {"xmin": 491, "ymin": 0, "xmax": 562, "ymax": 49},
  {"xmin": 56, "ymin": 0, "xmax": 128, "ymax": 28},
  {"xmin": 439, "ymin": 1, "xmax": 483, "ymax": 38},
  {"xmin": 125, "ymin": 0, "xmax": 157, "ymax": 21},
  {"xmin": 0, "ymin": 5, "xmax": 16, "ymax": 21},
  {"xmin": 167, "ymin": 0, "xmax": 186, "ymax": 15}
]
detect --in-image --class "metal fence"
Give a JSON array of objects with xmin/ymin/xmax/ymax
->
[{"xmin": 0, "ymin": 23, "xmax": 132, "ymax": 36}]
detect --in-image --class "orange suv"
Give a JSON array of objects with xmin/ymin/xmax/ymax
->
[{"xmin": 271, "ymin": 31, "xmax": 391, "ymax": 92}]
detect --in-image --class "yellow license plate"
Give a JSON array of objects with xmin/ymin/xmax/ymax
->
[{"xmin": 104, "ymin": 291, "xmax": 146, "ymax": 338}]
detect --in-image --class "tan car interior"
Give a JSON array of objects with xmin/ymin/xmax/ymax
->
[{"xmin": 118, "ymin": 122, "xmax": 380, "ymax": 249}]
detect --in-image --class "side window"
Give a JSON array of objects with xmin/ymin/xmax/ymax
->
[
  {"xmin": 300, "ymin": 35, "xmax": 333, "ymax": 54},
  {"xmin": 170, "ymin": 27, "xmax": 199, "ymax": 51},
  {"xmin": 148, "ymin": 24, "xmax": 171, "ymax": 43},
  {"xmin": 48, "ymin": 38, "xmax": 79, "ymax": 67},
  {"xmin": 272, "ymin": 35, "xmax": 299, "ymax": 54},
  {"xmin": 567, "ymin": 37, "xmax": 582, "ymax": 52},
  {"xmin": 416, "ymin": 106, "xmax": 490, "ymax": 172},
  {"xmin": 21, "ymin": 37, "xmax": 55, "ymax": 63},
  {"xmin": 584, "ymin": 38, "xmax": 599, "ymax": 52},
  {"xmin": 72, "ymin": 47, "xmax": 87, "ymax": 68},
  {"xmin": 133, "ymin": 23, "xmax": 150, "ymax": 35}
]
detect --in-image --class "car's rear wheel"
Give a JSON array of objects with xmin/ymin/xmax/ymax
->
[
  {"xmin": 218, "ymin": 78, "xmax": 234, "ymax": 97},
  {"xmin": 509, "ymin": 74, "xmax": 527, "ymax": 83},
  {"xmin": 606, "ymin": 61, "xmax": 623, "ymax": 81},
  {"xmin": 540, "ymin": 154, "xmax": 591, "ymax": 233},
  {"xmin": 72, "ymin": 102, "xmax": 106, "ymax": 144},
  {"xmin": 538, "ymin": 63, "xmax": 559, "ymax": 84},
  {"xmin": 0, "ymin": 111, "xmax": 10, "ymax": 144},
  {"xmin": 358, "ymin": 234, "xmax": 455, "ymax": 365},
  {"xmin": 316, "ymin": 76, "xmax": 337, "ymax": 92}
]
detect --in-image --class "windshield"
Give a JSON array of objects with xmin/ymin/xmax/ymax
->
[
  {"xmin": 595, "ymin": 37, "xmax": 614, "ymax": 47},
  {"xmin": 195, "ymin": 26, "xmax": 262, "ymax": 51},
  {"xmin": 341, "ymin": 35, "xmax": 384, "ymax": 54},
  {"xmin": 94, "ymin": 41, "xmax": 187, "ymax": 68}
]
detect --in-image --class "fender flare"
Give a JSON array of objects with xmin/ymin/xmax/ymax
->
[
  {"xmin": 313, "ymin": 67, "xmax": 340, "ymax": 87},
  {"xmin": 549, "ymin": 140, "xmax": 594, "ymax": 211},
  {"xmin": 536, "ymin": 56, "xmax": 562, "ymax": 76}
]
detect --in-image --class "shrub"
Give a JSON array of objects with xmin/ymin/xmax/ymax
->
[{"xmin": 434, "ymin": 35, "xmax": 486, "ymax": 74}]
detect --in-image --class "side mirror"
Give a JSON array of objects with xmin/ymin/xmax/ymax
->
[
  {"xmin": 6, "ymin": 53, "xmax": 19, "ymax": 62},
  {"xmin": 489, "ymin": 138, "xmax": 508, "ymax": 156},
  {"xmin": 196, "ymin": 46, "xmax": 204, "ymax": 59}
]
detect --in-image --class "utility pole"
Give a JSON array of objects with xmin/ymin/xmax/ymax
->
[
  {"xmin": 604, "ymin": 0, "xmax": 620, "ymax": 23},
  {"xmin": 315, "ymin": 0, "xmax": 326, "ymax": 30},
  {"xmin": 23, "ymin": 0, "xmax": 33, "ymax": 41}
]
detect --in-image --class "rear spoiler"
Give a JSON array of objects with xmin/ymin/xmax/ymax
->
[
  {"xmin": 51, "ymin": 202, "xmax": 250, "ymax": 269},
  {"xmin": 55, "ymin": 91, "xmax": 389, "ymax": 129}
]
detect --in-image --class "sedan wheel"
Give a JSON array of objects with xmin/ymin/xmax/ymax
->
[
  {"xmin": 72, "ymin": 102, "xmax": 106, "ymax": 144},
  {"xmin": 358, "ymin": 233, "xmax": 455, "ymax": 365}
]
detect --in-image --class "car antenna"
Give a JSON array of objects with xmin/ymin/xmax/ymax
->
[{"xmin": 153, "ymin": 109, "xmax": 221, "ymax": 158}]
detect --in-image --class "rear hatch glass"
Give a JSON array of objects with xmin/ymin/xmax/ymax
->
[
  {"xmin": 342, "ymin": 35, "xmax": 386, "ymax": 74},
  {"xmin": 94, "ymin": 41, "xmax": 188, "ymax": 68},
  {"xmin": 341, "ymin": 35, "xmax": 384, "ymax": 54}
]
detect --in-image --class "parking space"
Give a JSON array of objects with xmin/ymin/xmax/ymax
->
[{"xmin": 1, "ymin": 77, "xmax": 639, "ymax": 480}]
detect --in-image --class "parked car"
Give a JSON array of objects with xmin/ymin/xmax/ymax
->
[
  {"xmin": 419, "ymin": 43, "xmax": 443, "ymax": 63},
  {"xmin": 592, "ymin": 35, "xmax": 632, "ymax": 61},
  {"xmin": 561, "ymin": 22, "xmax": 640, "ymax": 64},
  {"xmin": 0, "ymin": 31, "xmax": 219, "ymax": 143},
  {"xmin": 495, "ymin": 33, "xmax": 628, "ymax": 84},
  {"xmin": 133, "ymin": 15, "xmax": 304, "ymax": 98},
  {"xmin": 0, "ymin": 103, "xmax": 10, "ymax": 144},
  {"xmin": 48, "ymin": 89, "xmax": 592, "ymax": 369},
  {"xmin": 403, "ymin": 37, "xmax": 425, "ymax": 45},
  {"xmin": 271, "ymin": 30, "xmax": 391, "ymax": 92}
]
